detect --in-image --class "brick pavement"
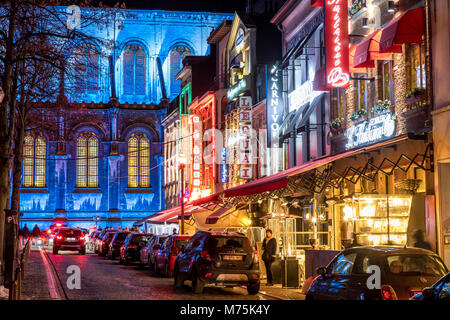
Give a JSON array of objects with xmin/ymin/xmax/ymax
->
[{"xmin": 20, "ymin": 249, "xmax": 52, "ymax": 300}]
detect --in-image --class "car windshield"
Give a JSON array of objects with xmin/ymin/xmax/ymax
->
[
  {"xmin": 115, "ymin": 233, "xmax": 129, "ymax": 241},
  {"xmin": 174, "ymin": 239, "xmax": 189, "ymax": 249},
  {"xmin": 206, "ymin": 236, "xmax": 253, "ymax": 253},
  {"xmin": 59, "ymin": 229, "xmax": 82, "ymax": 237},
  {"xmin": 386, "ymin": 254, "xmax": 447, "ymax": 277},
  {"xmin": 131, "ymin": 235, "xmax": 151, "ymax": 244},
  {"xmin": 158, "ymin": 237, "xmax": 168, "ymax": 244}
]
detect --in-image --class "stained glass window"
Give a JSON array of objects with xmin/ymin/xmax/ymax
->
[
  {"xmin": 123, "ymin": 44, "xmax": 146, "ymax": 96},
  {"xmin": 128, "ymin": 133, "xmax": 150, "ymax": 188},
  {"xmin": 77, "ymin": 132, "xmax": 98, "ymax": 188},
  {"xmin": 22, "ymin": 134, "xmax": 46, "ymax": 187},
  {"xmin": 170, "ymin": 46, "xmax": 191, "ymax": 96}
]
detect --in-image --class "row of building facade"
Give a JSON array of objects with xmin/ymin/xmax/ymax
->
[{"xmin": 153, "ymin": 0, "xmax": 450, "ymax": 274}]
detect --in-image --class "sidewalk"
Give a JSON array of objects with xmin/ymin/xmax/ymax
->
[
  {"xmin": 20, "ymin": 248, "xmax": 52, "ymax": 300},
  {"xmin": 258, "ymin": 280, "xmax": 305, "ymax": 300}
]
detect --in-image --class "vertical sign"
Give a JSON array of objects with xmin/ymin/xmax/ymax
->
[
  {"xmin": 220, "ymin": 147, "xmax": 228, "ymax": 183},
  {"xmin": 239, "ymin": 96, "xmax": 253, "ymax": 180},
  {"xmin": 191, "ymin": 115, "xmax": 202, "ymax": 199},
  {"xmin": 325, "ymin": 0, "xmax": 350, "ymax": 88},
  {"xmin": 266, "ymin": 64, "xmax": 283, "ymax": 148}
]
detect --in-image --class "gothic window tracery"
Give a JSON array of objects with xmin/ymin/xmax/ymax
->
[
  {"xmin": 128, "ymin": 132, "xmax": 150, "ymax": 188},
  {"xmin": 77, "ymin": 132, "xmax": 99, "ymax": 188},
  {"xmin": 23, "ymin": 133, "xmax": 46, "ymax": 187}
]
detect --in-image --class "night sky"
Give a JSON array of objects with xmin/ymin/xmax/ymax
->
[{"xmin": 93, "ymin": 0, "xmax": 247, "ymax": 12}]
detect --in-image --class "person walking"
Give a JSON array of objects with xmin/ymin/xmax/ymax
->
[
  {"xmin": 262, "ymin": 229, "xmax": 277, "ymax": 286},
  {"xmin": 413, "ymin": 229, "xmax": 432, "ymax": 250},
  {"xmin": 32, "ymin": 224, "xmax": 41, "ymax": 246},
  {"xmin": 21, "ymin": 224, "xmax": 30, "ymax": 246}
]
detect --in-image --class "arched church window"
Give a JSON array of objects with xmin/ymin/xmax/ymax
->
[
  {"xmin": 23, "ymin": 133, "xmax": 46, "ymax": 187},
  {"xmin": 123, "ymin": 44, "xmax": 146, "ymax": 96},
  {"xmin": 76, "ymin": 132, "xmax": 98, "ymax": 188},
  {"xmin": 128, "ymin": 133, "xmax": 150, "ymax": 188},
  {"xmin": 74, "ymin": 43, "xmax": 99, "ymax": 92},
  {"xmin": 170, "ymin": 45, "xmax": 191, "ymax": 96}
]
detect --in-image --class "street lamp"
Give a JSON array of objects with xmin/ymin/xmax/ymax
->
[{"xmin": 178, "ymin": 154, "xmax": 187, "ymax": 234}]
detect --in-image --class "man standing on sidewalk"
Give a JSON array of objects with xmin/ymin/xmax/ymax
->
[
  {"xmin": 32, "ymin": 224, "xmax": 41, "ymax": 246},
  {"xmin": 262, "ymin": 229, "xmax": 277, "ymax": 286},
  {"xmin": 21, "ymin": 224, "xmax": 30, "ymax": 246}
]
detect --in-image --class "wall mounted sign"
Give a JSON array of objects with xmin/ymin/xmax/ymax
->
[
  {"xmin": 220, "ymin": 147, "xmax": 228, "ymax": 183},
  {"xmin": 191, "ymin": 115, "xmax": 202, "ymax": 193},
  {"xmin": 235, "ymin": 27, "xmax": 245, "ymax": 50},
  {"xmin": 288, "ymin": 79, "xmax": 322, "ymax": 112},
  {"xmin": 345, "ymin": 112, "xmax": 396, "ymax": 150},
  {"xmin": 227, "ymin": 78, "xmax": 247, "ymax": 101},
  {"xmin": 239, "ymin": 101, "xmax": 253, "ymax": 179},
  {"xmin": 325, "ymin": 0, "xmax": 350, "ymax": 88},
  {"xmin": 266, "ymin": 64, "xmax": 283, "ymax": 148}
]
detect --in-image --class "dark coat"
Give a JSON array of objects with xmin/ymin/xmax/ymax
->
[
  {"xmin": 22, "ymin": 226, "xmax": 30, "ymax": 238},
  {"xmin": 262, "ymin": 237, "xmax": 277, "ymax": 262},
  {"xmin": 32, "ymin": 226, "xmax": 41, "ymax": 237}
]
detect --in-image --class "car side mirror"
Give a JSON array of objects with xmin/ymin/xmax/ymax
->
[
  {"xmin": 421, "ymin": 287, "xmax": 435, "ymax": 300},
  {"xmin": 316, "ymin": 266, "xmax": 327, "ymax": 277}
]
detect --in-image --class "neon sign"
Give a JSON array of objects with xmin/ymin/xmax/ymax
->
[
  {"xmin": 345, "ymin": 112, "xmax": 396, "ymax": 149},
  {"xmin": 227, "ymin": 78, "xmax": 247, "ymax": 101},
  {"xmin": 266, "ymin": 64, "xmax": 283, "ymax": 148},
  {"xmin": 325, "ymin": 0, "xmax": 350, "ymax": 88}
]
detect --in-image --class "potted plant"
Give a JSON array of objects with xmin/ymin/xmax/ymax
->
[
  {"xmin": 330, "ymin": 118, "xmax": 345, "ymax": 135},
  {"xmin": 405, "ymin": 87, "xmax": 427, "ymax": 106},
  {"xmin": 348, "ymin": 1, "xmax": 363, "ymax": 18},
  {"xmin": 372, "ymin": 100, "xmax": 392, "ymax": 115},
  {"xmin": 350, "ymin": 109, "xmax": 367, "ymax": 122}
]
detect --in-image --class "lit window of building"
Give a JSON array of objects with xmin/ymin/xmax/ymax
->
[
  {"xmin": 123, "ymin": 44, "xmax": 146, "ymax": 95},
  {"xmin": 128, "ymin": 133, "xmax": 150, "ymax": 188},
  {"xmin": 357, "ymin": 73, "xmax": 368, "ymax": 112},
  {"xmin": 76, "ymin": 132, "xmax": 98, "ymax": 188},
  {"xmin": 406, "ymin": 44, "xmax": 426, "ymax": 90},
  {"xmin": 170, "ymin": 45, "xmax": 191, "ymax": 96},
  {"xmin": 23, "ymin": 133, "xmax": 46, "ymax": 187}
]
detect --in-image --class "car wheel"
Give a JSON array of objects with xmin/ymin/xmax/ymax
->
[
  {"xmin": 247, "ymin": 282, "xmax": 260, "ymax": 295},
  {"xmin": 192, "ymin": 270, "xmax": 205, "ymax": 294},
  {"xmin": 174, "ymin": 269, "xmax": 184, "ymax": 291},
  {"xmin": 79, "ymin": 249, "xmax": 86, "ymax": 255},
  {"xmin": 119, "ymin": 256, "xmax": 124, "ymax": 264},
  {"xmin": 53, "ymin": 246, "xmax": 59, "ymax": 255}
]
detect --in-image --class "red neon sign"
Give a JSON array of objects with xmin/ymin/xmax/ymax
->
[{"xmin": 325, "ymin": 0, "xmax": 350, "ymax": 88}]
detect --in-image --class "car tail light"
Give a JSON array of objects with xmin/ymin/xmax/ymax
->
[
  {"xmin": 50, "ymin": 234, "xmax": 55, "ymax": 238},
  {"xmin": 80, "ymin": 236, "xmax": 85, "ymax": 241},
  {"xmin": 252, "ymin": 273, "xmax": 259, "ymax": 279},
  {"xmin": 201, "ymin": 249, "xmax": 212, "ymax": 261},
  {"xmin": 253, "ymin": 250, "xmax": 259, "ymax": 264},
  {"xmin": 56, "ymin": 235, "xmax": 63, "ymax": 240},
  {"xmin": 381, "ymin": 285, "xmax": 398, "ymax": 300},
  {"xmin": 129, "ymin": 244, "xmax": 138, "ymax": 249},
  {"xmin": 47, "ymin": 230, "xmax": 51, "ymax": 234},
  {"xmin": 205, "ymin": 273, "xmax": 212, "ymax": 278}
]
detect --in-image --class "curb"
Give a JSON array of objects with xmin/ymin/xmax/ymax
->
[{"xmin": 39, "ymin": 247, "xmax": 62, "ymax": 300}]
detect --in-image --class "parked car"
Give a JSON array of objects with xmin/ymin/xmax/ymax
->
[
  {"xmin": 53, "ymin": 228, "xmax": 86, "ymax": 255},
  {"xmin": 140, "ymin": 235, "xmax": 169, "ymax": 269},
  {"xmin": 108, "ymin": 231, "xmax": 131, "ymax": 259},
  {"xmin": 88, "ymin": 231, "xmax": 99, "ymax": 250},
  {"xmin": 154, "ymin": 235, "xmax": 191, "ymax": 277},
  {"xmin": 173, "ymin": 231, "xmax": 260, "ymax": 295},
  {"xmin": 120, "ymin": 233, "xmax": 153, "ymax": 264},
  {"xmin": 305, "ymin": 246, "xmax": 448, "ymax": 300},
  {"xmin": 98, "ymin": 231, "xmax": 117, "ymax": 256},
  {"xmin": 95, "ymin": 230, "xmax": 109, "ymax": 253},
  {"xmin": 411, "ymin": 272, "xmax": 450, "ymax": 300}
]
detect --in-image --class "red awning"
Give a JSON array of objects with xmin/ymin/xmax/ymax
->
[
  {"xmin": 353, "ymin": 29, "xmax": 394, "ymax": 69},
  {"xmin": 190, "ymin": 193, "xmax": 220, "ymax": 206},
  {"xmin": 223, "ymin": 134, "xmax": 409, "ymax": 199},
  {"xmin": 177, "ymin": 206, "xmax": 209, "ymax": 220},
  {"xmin": 379, "ymin": 7, "xmax": 424, "ymax": 53},
  {"xmin": 205, "ymin": 207, "xmax": 234, "ymax": 224},
  {"xmin": 148, "ymin": 205, "xmax": 194, "ymax": 224}
]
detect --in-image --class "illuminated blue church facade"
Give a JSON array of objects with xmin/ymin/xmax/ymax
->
[{"xmin": 20, "ymin": 9, "xmax": 232, "ymax": 230}]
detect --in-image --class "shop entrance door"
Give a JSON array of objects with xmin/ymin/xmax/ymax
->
[{"xmin": 438, "ymin": 162, "xmax": 450, "ymax": 267}]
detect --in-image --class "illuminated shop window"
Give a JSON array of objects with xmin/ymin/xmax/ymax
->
[
  {"xmin": 128, "ymin": 133, "xmax": 150, "ymax": 188},
  {"xmin": 76, "ymin": 132, "xmax": 98, "ymax": 188},
  {"xmin": 379, "ymin": 61, "xmax": 395, "ymax": 103},
  {"xmin": 406, "ymin": 44, "xmax": 426, "ymax": 91},
  {"xmin": 74, "ymin": 43, "xmax": 98, "ymax": 92},
  {"xmin": 332, "ymin": 88, "xmax": 345, "ymax": 119},
  {"xmin": 170, "ymin": 46, "xmax": 191, "ymax": 96},
  {"xmin": 123, "ymin": 44, "xmax": 146, "ymax": 95},
  {"xmin": 23, "ymin": 133, "xmax": 46, "ymax": 187}
]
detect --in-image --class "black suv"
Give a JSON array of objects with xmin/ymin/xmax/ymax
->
[
  {"xmin": 173, "ymin": 231, "xmax": 260, "ymax": 295},
  {"xmin": 108, "ymin": 231, "xmax": 131, "ymax": 259},
  {"xmin": 53, "ymin": 228, "xmax": 86, "ymax": 255},
  {"xmin": 119, "ymin": 233, "xmax": 153, "ymax": 264}
]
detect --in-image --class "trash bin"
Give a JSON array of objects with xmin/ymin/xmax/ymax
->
[{"xmin": 280, "ymin": 257, "xmax": 300, "ymax": 288}]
